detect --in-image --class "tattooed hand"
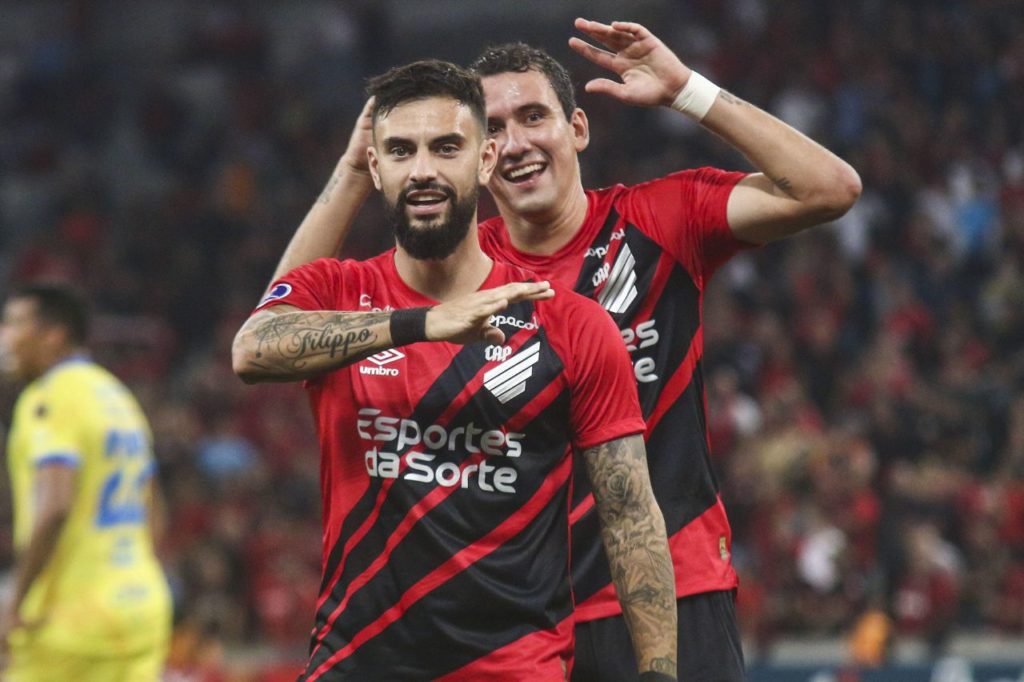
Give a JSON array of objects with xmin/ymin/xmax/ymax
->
[{"xmin": 584, "ymin": 434, "xmax": 678, "ymax": 675}]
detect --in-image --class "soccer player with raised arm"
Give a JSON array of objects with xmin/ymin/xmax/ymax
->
[
  {"xmin": 265, "ymin": 18, "xmax": 861, "ymax": 681},
  {"xmin": 232, "ymin": 60, "xmax": 678, "ymax": 680},
  {"xmin": 0, "ymin": 285, "xmax": 172, "ymax": 681},
  {"xmin": 265, "ymin": 17, "xmax": 862, "ymax": 680}
]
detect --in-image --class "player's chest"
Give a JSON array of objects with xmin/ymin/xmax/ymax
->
[{"xmin": 348, "ymin": 324, "xmax": 563, "ymax": 416}]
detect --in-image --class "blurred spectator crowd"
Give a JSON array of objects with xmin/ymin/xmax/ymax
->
[{"xmin": 1, "ymin": 0, "xmax": 1022, "ymax": 673}]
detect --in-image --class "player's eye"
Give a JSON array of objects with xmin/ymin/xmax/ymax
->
[
  {"xmin": 390, "ymin": 145, "xmax": 412, "ymax": 157},
  {"xmin": 438, "ymin": 144, "xmax": 460, "ymax": 155}
]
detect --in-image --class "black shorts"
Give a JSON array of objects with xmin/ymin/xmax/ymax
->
[{"xmin": 571, "ymin": 590, "xmax": 745, "ymax": 682}]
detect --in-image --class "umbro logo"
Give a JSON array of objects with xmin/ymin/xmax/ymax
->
[
  {"xmin": 360, "ymin": 349, "xmax": 404, "ymax": 376},
  {"xmin": 368, "ymin": 349, "xmax": 404, "ymax": 366},
  {"xmin": 483, "ymin": 342, "xmax": 541, "ymax": 404},
  {"xmin": 596, "ymin": 243, "xmax": 638, "ymax": 314}
]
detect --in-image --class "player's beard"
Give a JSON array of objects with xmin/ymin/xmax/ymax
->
[{"xmin": 387, "ymin": 181, "xmax": 478, "ymax": 261}]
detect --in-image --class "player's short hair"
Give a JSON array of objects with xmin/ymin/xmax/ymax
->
[
  {"xmin": 471, "ymin": 43, "xmax": 577, "ymax": 120},
  {"xmin": 8, "ymin": 283, "xmax": 90, "ymax": 345},
  {"xmin": 366, "ymin": 59, "xmax": 486, "ymax": 131}
]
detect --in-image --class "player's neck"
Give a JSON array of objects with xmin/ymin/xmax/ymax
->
[
  {"xmin": 395, "ymin": 226, "xmax": 494, "ymax": 302},
  {"xmin": 499, "ymin": 184, "xmax": 588, "ymax": 256},
  {"xmin": 34, "ymin": 346, "xmax": 87, "ymax": 380}
]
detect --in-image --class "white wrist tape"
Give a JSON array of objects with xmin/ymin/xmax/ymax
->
[{"xmin": 669, "ymin": 71, "xmax": 721, "ymax": 121}]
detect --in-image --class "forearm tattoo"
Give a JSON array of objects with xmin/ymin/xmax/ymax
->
[
  {"xmin": 717, "ymin": 89, "xmax": 746, "ymax": 106},
  {"xmin": 317, "ymin": 173, "xmax": 342, "ymax": 205},
  {"xmin": 585, "ymin": 435, "xmax": 678, "ymax": 673},
  {"xmin": 245, "ymin": 310, "xmax": 388, "ymax": 375}
]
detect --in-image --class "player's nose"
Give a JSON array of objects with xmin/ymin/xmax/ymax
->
[
  {"xmin": 408, "ymin": 151, "xmax": 438, "ymax": 183},
  {"xmin": 502, "ymin": 121, "xmax": 533, "ymax": 157}
]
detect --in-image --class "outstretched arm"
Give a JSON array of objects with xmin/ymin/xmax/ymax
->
[
  {"xmin": 269, "ymin": 98, "xmax": 376, "ymax": 284},
  {"xmin": 584, "ymin": 434, "xmax": 678, "ymax": 677},
  {"xmin": 570, "ymin": 18, "xmax": 861, "ymax": 244},
  {"xmin": 232, "ymin": 281, "xmax": 554, "ymax": 383}
]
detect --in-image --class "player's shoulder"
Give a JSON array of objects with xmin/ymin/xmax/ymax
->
[
  {"xmin": 538, "ymin": 281, "xmax": 613, "ymax": 326},
  {"xmin": 285, "ymin": 253, "xmax": 389, "ymax": 278},
  {"xmin": 37, "ymin": 357, "xmax": 106, "ymax": 395}
]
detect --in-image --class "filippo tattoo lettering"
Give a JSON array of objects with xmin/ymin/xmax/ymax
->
[
  {"xmin": 293, "ymin": 324, "xmax": 373, "ymax": 358},
  {"xmin": 247, "ymin": 310, "xmax": 388, "ymax": 375}
]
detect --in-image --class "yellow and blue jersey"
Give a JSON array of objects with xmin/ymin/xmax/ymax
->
[{"xmin": 5, "ymin": 356, "xmax": 171, "ymax": 656}]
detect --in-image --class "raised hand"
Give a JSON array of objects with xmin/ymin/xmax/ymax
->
[
  {"xmin": 569, "ymin": 18, "xmax": 691, "ymax": 108},
  {"xmin": 427, "ymin": 281, "xmax": 553, "ymax": 345},
  {"xmin": 339, "ymin": 97, "xmax": 376, "ymax": 178}
]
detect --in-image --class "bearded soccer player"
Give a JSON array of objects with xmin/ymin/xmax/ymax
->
[
  {"xmin": 0, "ymin": 285, "xmax": 172, "ymax": 681},
  {"xmin": 266, "ymin": 18, "xmax": 861, "ymax": 681},
  {"xmin": 232, "ymin": 60, "xmax": 678, "ymax": 680}
]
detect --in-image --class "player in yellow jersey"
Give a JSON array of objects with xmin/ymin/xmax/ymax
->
[{"xmin": 0, "ymin": 284, "xmax": 172, "ymax": 681}]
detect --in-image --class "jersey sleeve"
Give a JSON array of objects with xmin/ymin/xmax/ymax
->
[
  {"xmin": 619, "ymin": 167, "xmax": 751, "ymax": 284},
  {"xmin": 25, "ymin": 379, "xmax": 83, "ymax": 468},
  {"xmin": 556, "ymin": 292, "xmax": 646, "ymax": 451},
  {"xmin": 253, "ymin": 258, "xmax": 352, "ymax": 313}
]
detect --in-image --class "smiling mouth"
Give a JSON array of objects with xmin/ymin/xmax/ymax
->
[
  {"xmin": 502, "ymin": 162, "xmax": 545, "ymax": 184},
  {"xmin": 405, "ymin": 191, "xmax": 449, "ymax": 208}
]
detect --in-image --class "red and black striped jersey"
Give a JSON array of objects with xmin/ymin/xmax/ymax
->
[
  {"xmin": 479, "ymin": 167, "xmax": 751, "ymax": 622},
  {"xmin": 255, "ymin": 253, "xmax": 645, "ymax": 680}
]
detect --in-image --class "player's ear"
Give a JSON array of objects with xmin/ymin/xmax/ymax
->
[
  {"xmin": 571, "ymin": 108, "xmax": 589, "ymax": 153},
  {"xmin": 478, "ymin": 138, "xmax": 498, "ymax": 185},
  {"xmin": 367, "ymin": 145, "xmax": 383, "ymax": 191}
]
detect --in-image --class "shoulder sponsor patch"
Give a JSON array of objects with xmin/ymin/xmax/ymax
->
[{"xmin": 258, "ymin": 283, "xmax": 292, "ymax": 307}]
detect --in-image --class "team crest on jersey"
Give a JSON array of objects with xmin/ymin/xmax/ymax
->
[
  {"xmin": 258, "ymin": 283, "xmax": 292, "ymax": 307},
  {"xmin": 596, "ymin": 243, "xmax": 639, "ymax": 314},
  {"xmin": 360, "ymin": 349, "xmax": 404, "ymax": 376},
  {"xmin": 483, "ymin": 342, "xmax": 540, "ymax": 404}
]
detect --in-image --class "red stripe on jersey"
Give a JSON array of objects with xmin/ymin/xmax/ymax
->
[
  {"xmin": 645, "ymin": 326, "xmax": 703, "ymax": 437},
  {"xmin": 306, "ymin": 452, "xmax": 575, "ymax": 681},
  {"xmin": 434, "ymin": 612, "xmax": 574, "ymax": 681},
  {"xmin": 569, "ymin": 495, "xmax": 594, "ymax": 525},
  {"xmin": 315, "ymin": 331, "xmax": 541, "ymax": 610},
  {"xmin": 573, "ymin": 495, "xmax": 737, "ymax": 621}
]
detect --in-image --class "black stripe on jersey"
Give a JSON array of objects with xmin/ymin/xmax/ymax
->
[
  {"xmin": 310, "ymin": 390, "xmax": 575, "ymax": 680},
  {"xmin": 308, "ymin": 323, "xmax": 574, "ymax": 676}
]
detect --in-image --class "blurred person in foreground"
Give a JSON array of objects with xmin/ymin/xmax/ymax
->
[
  {"xmin": 268, "ymin": 17, "xmax": 861, "ymax": 681},
  {"xmin": 0, "ymin": 284, "xmax": 172, "ymax": 681},
  {"xmin": 232, "ymin": 60, "xmax": 677, "ymax": 680}
]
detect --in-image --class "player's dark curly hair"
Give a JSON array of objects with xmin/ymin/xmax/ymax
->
[
  {"xmin": 470, "ymin": 43, "xmax": 577, "ymax": 120},
  {"xmin": 366, "ymin": 59, "xmax": 486, "ymax": 130},
  {"xmin": 8, "ymin": 283, "xmax": 90, "ymax": 345}
]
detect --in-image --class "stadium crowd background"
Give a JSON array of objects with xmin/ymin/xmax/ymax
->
[{"xmin": 1, "ymin": 0, "xmax": 1022, "ymax": 677}]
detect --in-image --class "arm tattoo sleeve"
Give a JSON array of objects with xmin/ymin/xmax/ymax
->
[
  {"xmin": 584, "ymin": 434, "xmax": 678, "ymax": 675},
  {"xmin": 242, "ymin": 310, "xmax": 390, "ymax": 379}
]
